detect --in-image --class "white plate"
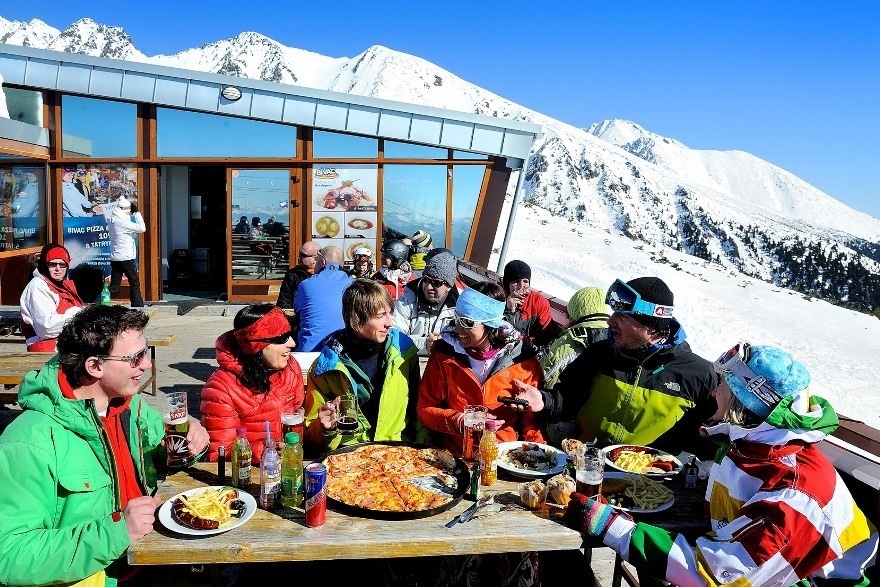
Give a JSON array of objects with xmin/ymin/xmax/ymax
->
[
  {"xmin": 603, "ymin": 444, "xmax": 683, "ymax": 477},
  {"xmin": 602, "ymin": 471, "xmax": 675, "ymax": 514},
  {"xmin": 497, "ymin": 441, "xmax": 567, "ymax": 478},
  {"xmin": 158, "ymin": 486, "xmax": 257, "ymax": 536}
]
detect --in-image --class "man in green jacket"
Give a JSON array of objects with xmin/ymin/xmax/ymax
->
[{"xmin": 0, "ymin": 304, "xmax": 210, "ymax": 586}]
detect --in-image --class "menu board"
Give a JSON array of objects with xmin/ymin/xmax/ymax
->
[{"xmin": 311, "ymin": 165, "xmax": 378, "ymax": 261}]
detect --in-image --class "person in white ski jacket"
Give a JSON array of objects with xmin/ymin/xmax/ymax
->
[
  {"xmin": 107, "ymin": 197, "xmax": 145, "ymax": 307},
  {"xmin": 19, "ymin": 243, "xmax": 84, "ymax": 351},
  {"xmin": 392, "ymin": 251, "xmax": 459, "ymax": 355}
]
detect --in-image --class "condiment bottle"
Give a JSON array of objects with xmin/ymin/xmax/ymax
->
[
  {"xmin": 217, "ymin": 445, "xmax": 226, "ymax": 485},
  {"xmin": 280, "ymin": 432, "xmax": 304, "ymax": 508},
  {"xmin": 469, "ymin": 460, "xmax": 482, "ymax": 500},
  {"xmin": 684, "ymin": 456, "xmax": 699, "ymax": 489},
  {"xmin": 231, "ymin": 426, "xmax": 252, "ymax": 489},
  {"xmin": 479, "ymin": 420, "xmax": 499, "ymax": 486}
]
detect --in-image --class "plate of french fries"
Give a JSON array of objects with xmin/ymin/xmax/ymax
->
[
  {"xmin": 603, "ymin": 444, "xmax": 683, "ymax": 477},
  {"xmin": 599, "ymin": 472, "xmax": 675, "ymax": 513},
  {"xmin": 158, "ymin": 486, "xmax": 257, "ymax": 536}
]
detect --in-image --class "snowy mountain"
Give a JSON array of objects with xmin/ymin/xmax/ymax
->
[{"xmin": 2, "ymin": 16, "xmax": 879, "ymax": 314}]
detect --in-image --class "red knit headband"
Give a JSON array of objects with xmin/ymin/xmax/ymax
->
[
  {"xmin": 45, "ymin": 246, "xmax": 71, "ymax": 264},
  {"xmin": 234, "ymin": 307, "xmax": 291, "ymax": 355}
]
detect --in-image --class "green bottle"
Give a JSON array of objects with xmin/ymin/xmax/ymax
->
[
  {"xmin": 100, "ymin": 282, "xmax": 111, "ymax": 306},
  {"xmin": 280, "ymin": 432, "xmax": 304, "ymax": 508}
]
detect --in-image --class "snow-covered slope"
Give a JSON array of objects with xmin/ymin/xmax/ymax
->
[{"xmin": 1, "ymin": 16, "xmax": 879, "ymax": 313}]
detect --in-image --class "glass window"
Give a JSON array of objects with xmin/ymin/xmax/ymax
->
[
  {"xmin": 453, "ymin": 150, "xmax": 489, "ymax": 160},
  {"xmin": 61, "ymin": 95, "xmax": 136, "ymax": 157},
  {"xmin": 0, "ymin": 165, "xmax": 46, "ymax": 251},
  {"xmin": 383, "ymin": 165, "xmax": 447, "ymax": 248},
  {"xmin": 451, "ymin": 165, "xmax": 487, "ymax": 257},
  {"xmin": 231, "ymin": 169, "xmax": 290, "ymax": 280},
  {"xmin": 61, "ymin": 164, "xmax": 138, "ymax": 279},
  {"xmin": 157, "ymin": 108, "xmax": 297, "ymax": 158},
  {"xmin": 384, "ymin": 141, "xmax": 447, "ymax": 159},
  {"xmin": 312, "ymin": 130, "xmax": 378, "ymax": 159},
  {"xmin": 3, "ymin": 88, "xmax": 44, "ymax": 126}
]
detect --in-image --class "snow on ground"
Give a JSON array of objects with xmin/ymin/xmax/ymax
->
[{"xmin": 488, "ymin": 202, "xmax": 880, "ymax": 428}]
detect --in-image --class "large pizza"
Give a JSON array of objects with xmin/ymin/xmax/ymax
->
[{"xmin": 324, "ymin": 443, "xmax": 465, "ymax": 516}]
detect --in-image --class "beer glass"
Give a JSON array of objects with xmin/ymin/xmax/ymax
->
[
  {"xmin": 575, "ymin": 444, "xmax": 604, "ymax": 499},
  {"xmin": 281, "ymin": 405, "xmax": 305, "ymax": 440},
  {"xmin": 337, "ymin": 394, "xmax": 360, "ymax": 434},
  {"xmin": 462, "ymin": 405, "xmax": 488, "ymax": 462},
  {"xmin": 163, "ymin": 391, "xmax": 191, "ymax": 467}
]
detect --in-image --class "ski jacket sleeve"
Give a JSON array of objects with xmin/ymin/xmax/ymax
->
[{"xmin": 20, "ymin": 278, "xmax": 81, "ymax": 340}]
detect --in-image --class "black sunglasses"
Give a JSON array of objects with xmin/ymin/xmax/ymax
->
[
  {"xmin": 257, "ymin": 331, "xmax": 294, "ymax": 345},
  {"xmin": 422, "ymin": 277, "xmax": 448, "ymax": 288}
]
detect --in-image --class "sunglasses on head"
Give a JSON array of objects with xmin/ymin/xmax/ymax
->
[
  {"xmin": 605, "ymin": 279, "xmax": 674, "ymax": 318},
  {"xmin": 97, "ymin": 346, "xmax": 149, "ymax": 368},
  {"xmin": 257, "ymin": 331, "xmax": 294, "ymax": 345},
  {"xmin": 47, "ymin": 261, "xmax": 68, "ymax": 269}
]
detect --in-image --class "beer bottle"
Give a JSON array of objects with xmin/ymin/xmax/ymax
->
[
  {"xmin": 479, "ymin": 420, "xmax": 499, "ymax": 486},
  {"xmin": 231, "ymin": 426, "xmax": 252, "ymax": 489},
  {"xmin": 259, "ymin": 438, "xmax": 281, "ymax": 510},
  {"xmin": 100, "ymin": 282, "xmax": 111, "ymax": 306},
  {"xmin": 280, "ymin": 432, "xmax": 304, "ymax": 508}
]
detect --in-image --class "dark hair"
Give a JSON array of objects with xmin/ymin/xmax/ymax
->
[
  {"xmin": 57, "ymin": 304, "xmax": 149, "ymax": 386},
  {"xmin": 251, "ymin": 216, "xmax": 261, "ymax": 227},
  {"xmin": 343, "ymin": 279, "xmax": 393, "ymax": 330},
  {"xmin": 468, "ymin": 281, "xmax": 512, "ymax": 349},
  {"xmin": 232, "ymin": 303, "xmax": 277, "ymax": 393}
]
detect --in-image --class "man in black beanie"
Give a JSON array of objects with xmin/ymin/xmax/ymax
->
[
  {"xmin": 511, "ymin": 275, "xmax": 717, "ymax": 458},
  {"xmin": 501, "ymin": 259, "xmax": 558, "ymax": 348}
]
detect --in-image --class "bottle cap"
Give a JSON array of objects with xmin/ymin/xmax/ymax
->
[
  {"xmin": 236, "ymin": 425, "xmax": 247, "ymax": 437},
  {"xmin": 485, "ymin": 420, "xmax": 497, "ymax": 431},
  {"xmin": 285, "ymin": 432, "xmax": 300, "ymax": 444}
]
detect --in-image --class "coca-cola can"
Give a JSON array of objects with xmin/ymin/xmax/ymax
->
[{"xmin": 304, "ymin": 462, "xmax": 327, "ymax": 528}]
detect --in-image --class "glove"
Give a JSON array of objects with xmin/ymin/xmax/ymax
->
[{"xmin": 566, "ymin": 492, "xmax": 619, "ymax": 537}]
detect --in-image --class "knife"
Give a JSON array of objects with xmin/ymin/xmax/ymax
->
[{"xmin": 445, "ymin": 495, "xmax": 493, "ymax": 528}]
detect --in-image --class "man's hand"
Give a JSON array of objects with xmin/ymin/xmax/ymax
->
[
  {"xmin": 318, "ymin": 397, "xmax": 340, "ymax": 431},
  {"xmin": 486, "ymin": 413, "xmax": 505, "ymax": 430},
  {"xmin": 124, "ymin": 495, "xmax": 158, "ymax": 542},
  {"xmin": 186, "ymin": 418, "xmax": 210, "ymax": 456},
  {"xmin": 425, "ymin": 332, "xmax": 440, "ymax": 353},
  {"xmin": 511, "ymin": 379, "xmax": 545, "ymax": 412}
]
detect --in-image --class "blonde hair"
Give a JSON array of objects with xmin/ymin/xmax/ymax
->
[{"xmin": 343, "ymin": 279, "xmax": 393, "ymax": 330}]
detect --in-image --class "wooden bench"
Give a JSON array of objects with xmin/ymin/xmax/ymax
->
[{"xmin": 0, "ymin": 335, "xmax": 176, "ymax": 404}]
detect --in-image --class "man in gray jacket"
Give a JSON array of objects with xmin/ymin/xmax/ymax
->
[{"xmin": 392, "ymin": 251, "xmax": 459, "ymax": 355}]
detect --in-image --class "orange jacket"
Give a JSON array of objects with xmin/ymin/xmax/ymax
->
[{"xmin": 417, "ymin": 333, "xmax": 546, "ymax": 456}]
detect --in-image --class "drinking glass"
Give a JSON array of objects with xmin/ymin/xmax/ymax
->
[
  {"xmin": 575, "ymin": 444, "xmax": 605, "ymax": 499},
  {"xmin": 163, "ymin": 391, "xmax": 191, "ymax": 467},
  {"xmin": 337, "ymin": 394, "xmax": 360, "ymax": 434},
  {"xmin": 281, "ymin": 404, "xmax": 305, "ymax": 440},
  {"xmin": 462, "ymin": 405, "xmax": 488, "ymax": 461}
]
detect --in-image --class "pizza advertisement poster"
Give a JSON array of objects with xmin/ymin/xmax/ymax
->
[
  {"xmin": 344, "ymin": 239, "xmax": 377, "ymax": 262},
  {"xmin": 312, "ymin": 165, "xmax": 377, "ymax": 212},
  {"xmin": 343, "ymin": 211, "xmax": 378, "ymax": 239},
  {"xmin": 312, "ymin": 211, "xmax": 344, "ymax": 239}
]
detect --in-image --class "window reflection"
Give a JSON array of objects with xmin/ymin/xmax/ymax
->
[
  {"xmin": 453, "ymin": 150, "xmax": 489, "ymax": 160},
  {"xmin": 451, "ymin": 165, "xmax": 486, "ymax": 257},
  {"xmin": 0, "ymin": 165, "xmax": 45, "ymax": 251},
  {"xmin": 231, "ymin": 170, "xmax": 290, "ymax": 280},
  {"xmin": 4, "ymin": 88, "xmax": 44, "ymax": 126},
  {"xmin": 157, "ymin": 109, "xmax": 297, "ymax": 158},
  {"xmin": 382, "ymin": 165, "xmax": 447, "ymax": 247},
  {"xmin": 61, "ymin": 95, "xmax": 136, "ymax": 157},
  {"xmin": 313, "ymin": 130, "xmax": 378, "ymax": 159},
  {"xmin": 384, "ymin": 141, "xmax": 447, "ymax": 159}
]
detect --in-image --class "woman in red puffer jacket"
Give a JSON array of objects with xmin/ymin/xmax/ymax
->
[{"xmin": 200, "ymin": 304, "xmax": 304, "ymax": 463}]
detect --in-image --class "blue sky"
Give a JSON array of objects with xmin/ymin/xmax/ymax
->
[{"xmin": 3, "ymin": 1, "xmax": 879, "ymax": 218}]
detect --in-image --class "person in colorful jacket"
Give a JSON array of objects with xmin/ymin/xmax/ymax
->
[
  {"xmin": 513, "ymin": 276, "xmax": 717, "ymax": 458},
  {"xmin": 568, "ymin": 342, "xmax": 878, "ymax": 587},
  {"xmin": 200, "ymin": 304, "xmax": 304, "ymax": 464},
  {"xmin": 303, "ymin": 279, "xmax": 423, "ymax": 455},
  {"xmin": 418, "ymin": 283, "xmax": 546, "ymax": 456},
  {"xmin": 0, "ymin": 304, "xmax": 210, "ymax": 587},
  {"xmin": 19, "ymin": 242, "xmax": 84, "ymax": 351}
]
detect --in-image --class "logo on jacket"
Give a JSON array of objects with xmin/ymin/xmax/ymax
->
[{"xmin": 664, "ymin": 381, "xmax": 681, "ymax": 393}]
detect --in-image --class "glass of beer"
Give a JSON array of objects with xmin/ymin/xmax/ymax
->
[
  {"xmin": 163, "ymin": 391, "xmax": 191, "ymax": 468},
  {"xmin": 336, "ymin": 394, "xmax": 360, "ymax": 434},
  {"xmin": 462, "ymin": 405, "xmax": 488, "ymax": 462},
  {"xmin": 281, "ymin": 405, "xmax": 305, "ymax": 440},
  {"xmin": 575, "ymin": 444, "xmax": 604, "ymax": 499}
]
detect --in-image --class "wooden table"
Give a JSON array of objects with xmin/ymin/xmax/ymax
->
[{"xmin": 129, "ymin": 462, "xmax": 586, "ymax": 567}]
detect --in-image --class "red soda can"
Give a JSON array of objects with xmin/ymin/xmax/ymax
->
[{"xmin": 304, "ymin": 462, "xmax": 327, "ymax": 527}]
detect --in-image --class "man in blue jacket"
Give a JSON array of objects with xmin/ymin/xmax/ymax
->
[{"xmin": 294, "ymin": 245, "xmax": 354, "ymax": 351}]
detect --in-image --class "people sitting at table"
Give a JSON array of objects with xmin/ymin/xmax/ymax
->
[
  {"xmin": 501, "ymin": 259, "xmax": 559, "ymax": 348},
  {"xmin": 200, "ymin": 304, "xmax": 303, "ymax": 463},
  {"xmin": 0, "ymin": 304, "xmax": 210, "ymax": 586},
  {"xmin": 294, "ymin": 246, "xmax": 353, "ymax": 352},
  {"xmin": 248, "ymin": 216, "xmax": 273, "ymax": 257},
  {"xmin": 303, "ymin": 279, "xmax": 422, "ymax": 454},
  {"xmin": 19, "ymin": 243, "xmax": 84, "ymax": 352},
  {"xmin": 392, "ymin": 250, "xmax": 459, "ymax": 355},
  {"xmin": 417, "ymin": 282, "xmax": 546, "ymax": 457},
  {"xmin": 566, "ymin": 342, "xmax": 878, "ymax": 586}
]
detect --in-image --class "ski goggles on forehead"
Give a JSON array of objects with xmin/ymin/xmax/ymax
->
[
  {"xmin": 713, "ymin": 341, "xmax": 783, "ymax": 408},
  {"xmin": 605, "ymin": 279, "xmax": 674, "ymax": 318}
]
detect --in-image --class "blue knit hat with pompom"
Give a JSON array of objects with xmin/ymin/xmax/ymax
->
[{"xmin": 724, "ymin": 345, "xmax": 811, "ymax": 419}]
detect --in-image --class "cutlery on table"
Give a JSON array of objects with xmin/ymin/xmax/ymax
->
[{"xmin": 445, "ymin": 495, "xmax": 493, "ymax": 528}]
